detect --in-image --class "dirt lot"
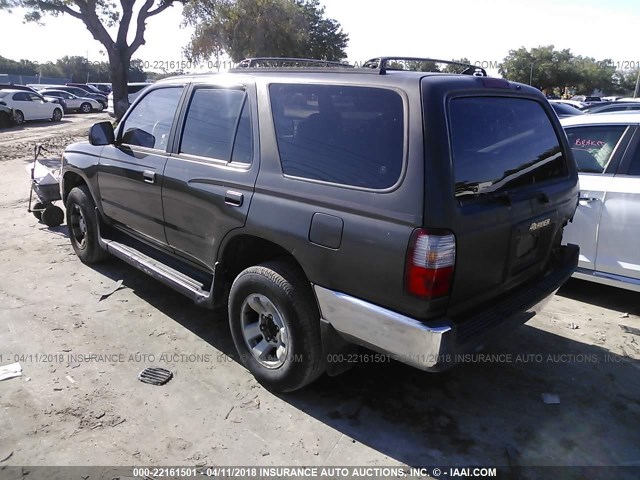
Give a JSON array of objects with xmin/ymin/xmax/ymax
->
[{"xmin": 0, "ymin": 116, "xmax": 639, "ymax": 477}]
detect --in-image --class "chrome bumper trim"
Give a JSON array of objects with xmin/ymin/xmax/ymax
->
[{"xmin": 313, "ymin": 286, "xmax": 451, "ymax": 369}]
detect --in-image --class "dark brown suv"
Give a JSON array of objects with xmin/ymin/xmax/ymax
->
[{"xmin": 60, "ymin": 57, "xmax": 579, "ymax": 391}]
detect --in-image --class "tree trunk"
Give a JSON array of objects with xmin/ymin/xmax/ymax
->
[{"xmin": 108, "ymin": 48, "xmax": 131, "ymax": 121}]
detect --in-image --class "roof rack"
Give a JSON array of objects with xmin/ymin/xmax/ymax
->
[
  {"xmin": 235, "ymin": 57, "xmax": 353, "ymax": 69},
  {"xmin": 362, "ymin": 57, "xmax": 487, "ymax": 76}
]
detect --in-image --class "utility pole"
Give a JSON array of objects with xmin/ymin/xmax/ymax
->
[{"xmin": 529, "ymin": 63, "xmax": 534, "ymax": 86}]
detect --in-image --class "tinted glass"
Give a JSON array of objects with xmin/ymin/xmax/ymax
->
[
  {"xmin": 449, "ymin": 97, "xmax": 567, "ymax": 197},
  {"xmin": 14, "ymin": 93, "xmax": 30, "ymax": 101},
  {"xmin": 629, "ymin": 146, "xmax": 640, "ymax": 176},
  {"xmin": 270, "ymin": 84, "xmax": 404, "ymax": 189},
  {"xmin": 551, "ymin": 102, "xmax": 583, "ymax": 116},
  {"xmin": 564, "ymin": 125, "xmax": 626, "ymax": 173},
  {"xmin": 231, "ymin": 100, "xmax": 253, "ymax": 164},
  {"xmin": 128, "ymin": 85, "xmax": 149, "ymax": 94},
  {"xmin": 180, "ymin": 88, "xmax": 247, "ymax": 161},
  {"xmin": 121, "ymin": 87, "xmax": 183, "ymax": 150}
]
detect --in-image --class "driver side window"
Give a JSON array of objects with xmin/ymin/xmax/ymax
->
[{"xmin": 121, "ymin": 87, "xmax": 183, "ymax": 150}]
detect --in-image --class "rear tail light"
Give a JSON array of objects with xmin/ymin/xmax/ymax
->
[{"xmin": 405, "ymin": 229, "xmax": 456, "ymax": 299}]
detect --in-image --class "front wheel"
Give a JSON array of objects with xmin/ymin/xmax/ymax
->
[
  {"xmin": 80, "ymin": 103, "xmax": 92, "ymax": 114},
  {"xmin": 65, "ymin": 186, "xmax": 109, "ymax": 263},
  {"xmin": 52, "ymin": 108, "xmax": 62, "ymax": 122},
  {"xmin": 228, "ymin": 261, "xmax": 325, "ymax": 392}
]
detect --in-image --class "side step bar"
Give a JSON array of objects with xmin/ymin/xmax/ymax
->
[
  {"xmin": 96, "ymin": 218, "xmax": 216, "ymax": 308},
  {"xmin": 573, "ymin": 267, "xmax": 640, "ymax": 293}
]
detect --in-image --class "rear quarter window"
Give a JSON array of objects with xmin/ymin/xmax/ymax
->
[
  {"xmin": 270, "ymin": 84, "xmax": 404, "ymax": 189},
  {"xmin": 449, "ymin": 97, "xmax": 567, "ymax": 197}
]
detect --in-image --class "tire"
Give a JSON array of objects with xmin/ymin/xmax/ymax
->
[
  {"xmin": 41, "ymin": 205, "xmax": 64, "ymax": 227},
  {"xmin": 52, "ymin": 108, "xmax": 63, "ymax": 122},
  {"xmin": 80, "ymin": 103, "xmax": 92, "ymax": 114},
  {"xmin": 14, "ymin": 110, "xmax": 24, "ymax": 125},
  {"xmin": 32, "ymin": 201, "xmax": 45, "ymax": 221},
  {"xmin": 228, "ymin": 260, "xmax": 325, "ymax": 392},
  {"xmin": 65, "ymin": 185, "xmax": 109, "ymax": 263}
]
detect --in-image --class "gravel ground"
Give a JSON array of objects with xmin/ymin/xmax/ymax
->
[{"xmin": 0, "ymin": 116, "xmax": 639, "ymax": 478}]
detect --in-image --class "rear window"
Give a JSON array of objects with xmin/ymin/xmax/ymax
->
[
  {"xmin": 449, "ymin": 97, "xmax": 567, "ymax": 197},
  {"xmin": 270, "ymin": 84, "xmax": 404, "ymax": 189}
]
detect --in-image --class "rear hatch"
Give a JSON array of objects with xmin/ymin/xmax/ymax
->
[{"xmin": 421, "ymin": 77, "xmax": 578, "ymax": 318}]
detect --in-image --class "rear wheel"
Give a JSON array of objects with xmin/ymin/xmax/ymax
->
[
  {"xmin": 228, "ymin": 260, "xmax": 325, "ymax": 392},
  {"xmin": 14, "ymin": 110, "xmax": 24, "ymax": 125},
  {"xmin": 66, "ymin": 186, "xmax": 108, "ymax": 263},
  {"xmin": 52, "ymin": 108, "xmax": 62, "ymax": 122},
  {"xmin": 80, "ymin": 103, "xmax": 92, "ymax": 114}
]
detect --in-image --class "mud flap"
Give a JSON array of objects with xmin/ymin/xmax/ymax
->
[{"xmin": 320, "ymin": 319, "xmax": 359, "ymax": 377}]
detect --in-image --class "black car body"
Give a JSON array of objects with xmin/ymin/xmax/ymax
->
[
  {"xmin": 0, "ymin": 102, "xmax": 14, "ymax": 127},
  {"xmin": 60, "ymin": 58, "xmax": 580, "ymax": 391}
]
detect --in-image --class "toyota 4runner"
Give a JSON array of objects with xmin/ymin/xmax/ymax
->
[{"xmin": 60, "ymin": 57, "xmax": 580, "ymax": 392}]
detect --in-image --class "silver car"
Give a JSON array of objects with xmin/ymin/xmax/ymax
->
[
  {"xmin": 561, "ymin": 112, "xmax": 640, "ymax": 292},
  {"xmin": 39, "ymin": 89, "xmax": 103, "ymax": 113}
]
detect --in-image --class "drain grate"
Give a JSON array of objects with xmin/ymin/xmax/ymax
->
[{"xmin": 138, "ymin": 367, "xmax": 173, "ymax": 386}]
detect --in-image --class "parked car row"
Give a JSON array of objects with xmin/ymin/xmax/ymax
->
[
  {"xmin": 550, "ymin": 97, "xmax": 640, "ymax": 115},
  {"xmin": 0, "ymin": 89, "xmax": 64, "ymax": 124},
  {"xmin": 0, "ymin": 82, "xmax": 115, "ymax": 126}
]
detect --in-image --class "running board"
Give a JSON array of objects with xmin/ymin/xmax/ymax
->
[
  {"xmin": 573, "ymin": 267, "xmax": 640, "ymax": 293},
  {"xmin": 94, "ymin": 224, "xmax": 217, "ymax": 308}
]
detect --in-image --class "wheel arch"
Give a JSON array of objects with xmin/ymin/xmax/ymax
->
[
  {"xmin": 215, "ymin": 233, "xmax": 313, "ymax": 306},
  {"xmin": 61, "ymin": 171, "xmax": 90, "ymax": 204}
]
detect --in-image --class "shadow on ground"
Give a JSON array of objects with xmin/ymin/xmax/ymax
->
[{"xmin": 61, "ymin": 248, "xmax": 640, "ymax": 475}]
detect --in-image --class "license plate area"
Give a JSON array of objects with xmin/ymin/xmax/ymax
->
[{"xmin": 509, "ymin": 212, "xmax": 557, "ymax": 275}]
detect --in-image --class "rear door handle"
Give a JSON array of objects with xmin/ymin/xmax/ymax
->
[
  {"xmin": 579, "ymin": 196, "xmax": 599, "ymax": 203},
  {"xmin": 225, "ymin": 190, "xmax": 244, "ymax": 207},
  {"xmin": 142, "ymin": 170, "xmax": 155, "ymax": 184}
]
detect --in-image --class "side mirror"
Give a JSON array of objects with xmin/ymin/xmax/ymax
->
[{"xmin": 89, "ymin": 121, "xmax": 115, "ymax": 146}]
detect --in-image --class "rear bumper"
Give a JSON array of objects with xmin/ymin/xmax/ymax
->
[{"xmin": 314, "ymin": 244, "xmax": 579, "ymax": 371}]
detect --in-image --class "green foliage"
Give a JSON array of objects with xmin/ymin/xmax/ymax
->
[
  {"xmin": 183, "ymin": 0, "xmax": 348, "ymax": 63},
  {"xmin": 500, "ymin": 45, "xmax": 633, "ymax": 95},
  {"xmin": 0, "ymin": 55, "xmax": 147, "ymax": 82}
]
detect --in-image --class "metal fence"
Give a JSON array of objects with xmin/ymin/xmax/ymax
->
[{"xmin": 0, "ymin": 74, "xmax": 71, "ymax": 85}]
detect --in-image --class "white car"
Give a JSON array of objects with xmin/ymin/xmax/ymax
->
[
  {"xmin": 39, "ymin": 89, "xmax": 103, "ymax": 113},
  {"xmin": 0, "ymin": 89, "xmax": 64, "ymax": 124},
  {"xmin": 107, "ymin": 82, "xmax": 152, "ymax": 117},
  {"xmin": 561, "ymin": 113, "xmax": 640, "ymax": 292}
]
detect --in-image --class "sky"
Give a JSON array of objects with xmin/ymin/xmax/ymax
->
[{"xmin": 0, "ymin": 0, "xmax": 639, "ymax": 75}]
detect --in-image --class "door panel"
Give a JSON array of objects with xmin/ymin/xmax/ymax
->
[
  {"xmin": 562, "ymin": 174, "xmax": 611, "ymax": 270},
  {"xmin": 562, "ymin": 124, "xmax": 631, "ymax": 271},
  {"xmin": 98, "ymin": 146, "xmax": 168, "ymax": 242},
  {"xmin": 595, "ymin": 177, "xmax": 640, "ymax": 279},
  {"xmin": 13, "ymin": 93, "xmax": 36, "ymax": 119},
  {"xmin": 97, "ymin": 86, "xmax": 185, "ymax": 244},
  {"xmin": 162, "ymin": 85, "xmax": 257, "ymax": 268}
]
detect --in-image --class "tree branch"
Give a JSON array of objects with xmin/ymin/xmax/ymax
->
[
  {"xmin": 146, "ymin": 0, "xmax": 175, "ymax": 18},
  {"xmin": 73, "ymin": 0, "xmax": 115, "ymax": 49},
  {"xmin": 32, "ymin": 0, "xmax": 83, "ymax": 19},
  {"xmin": 117, "ymin": 0, "xmax": 135, "ymax": 45}
]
